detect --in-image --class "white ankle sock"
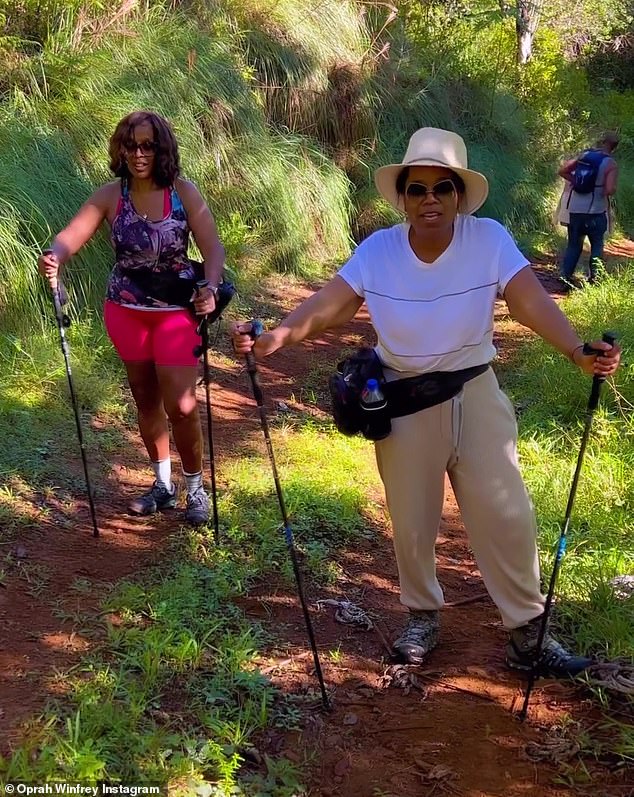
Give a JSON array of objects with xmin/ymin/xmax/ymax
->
[
  {"xmin": 183, "ymin": 470, "xmax": 203, "ymax": 495},
  {"xmin": 152, "ymin": 459, "xmax": 173, "ymax": 492}
]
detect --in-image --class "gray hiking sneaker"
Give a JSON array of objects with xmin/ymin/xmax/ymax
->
[
  {"xmin": 392, "ymin": 610, "xmax": 440, "ymax": 665},
  {"xmin": 185, "ymin": 487, "xmax": 209, "ymax": 526},
  {"xmin": 506, "ymin": 615, "xmax": 593, "ymax": 678},
  {"xmin": 128, "ymin": 481, "xmax": 177, "ymax": 516}
]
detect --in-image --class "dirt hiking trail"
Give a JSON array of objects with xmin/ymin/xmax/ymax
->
[{"xmin": 0, "ymin": 264, "xmax": 630, "ymax": 797}]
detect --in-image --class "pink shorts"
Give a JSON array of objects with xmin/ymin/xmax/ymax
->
[{"xmin": 104, "ymin": 301, "xmax": 201, "ymax": 367}]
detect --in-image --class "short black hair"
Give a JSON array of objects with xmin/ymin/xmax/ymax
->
[
  {"xmin": 109, "ymin": 110, "xmax": 180, "ymax": 188},
  {"xmin": 395, "ymin": 166, "xmax": 465, "ymax": 197}
]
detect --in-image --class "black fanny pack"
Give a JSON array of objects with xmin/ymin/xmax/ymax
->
[
  {"xmin": 119, "ymin": 261, "xmax": 201, "ymax": 307},
  {"xmin": 120, "ymin": 260, "xmax": 236, "ymax": 319},
  {"xmin": 328, "ymin": 348, "xmax": 386, "ymax": 437},
  {"xmin": 384, "ymin": 363, "xmax": 489, "ymax": 418},
  {"xmin": 328, "ymin": 347, "xmax": 489, "ymax": 439}
]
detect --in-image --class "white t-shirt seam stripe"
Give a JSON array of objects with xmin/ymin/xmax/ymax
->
[
  {"xmin": 365, "ymin": 281, "xmax": 498, "ymax": 303},
  {"xmin": 379, "ymin": 328, "xmax": 494, "ymax": 359}
]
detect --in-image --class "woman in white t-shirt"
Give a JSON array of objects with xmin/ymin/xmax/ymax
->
[{"xmin": 232, "ymin": 128, "xmax": 621, "ymax": 677}]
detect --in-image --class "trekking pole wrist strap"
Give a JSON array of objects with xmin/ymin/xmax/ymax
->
[
  {"xmin": 244, "ymin": 320, "xmax": 264, "ymax": 375},
  {"xmin": 569, "ymin": 344, "xmax": 584, "ymax": 364}
]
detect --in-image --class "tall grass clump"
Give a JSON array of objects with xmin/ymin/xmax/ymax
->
[
  {"xmin": 0, "ymin": 1, "xmax": 358, "ymax": 332},
  {"xmin": 219, "ymin": 0, "xmax": 372, "ymax": 147},
  {"xmin": 0, "ymin": 109, "xmax": 113, "ymax": 326}
]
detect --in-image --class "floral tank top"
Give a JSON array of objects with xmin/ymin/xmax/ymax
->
[{"xmin": 106, "ymin": 180, "xmax": 199, "ymax": 309}]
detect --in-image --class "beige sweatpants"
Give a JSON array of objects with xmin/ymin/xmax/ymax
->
[{"xmin": 375, "ymin": 367, "xmax": 545, "ymax": 630}]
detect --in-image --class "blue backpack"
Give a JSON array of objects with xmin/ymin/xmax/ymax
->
[{"xmin": 572, "ymin": 149, "xmax": 607, "ymax": 194}]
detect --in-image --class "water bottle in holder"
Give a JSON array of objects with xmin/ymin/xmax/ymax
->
[{"xmin": 360, "ymin": 378, "xmax": 391, "ymax": 440}]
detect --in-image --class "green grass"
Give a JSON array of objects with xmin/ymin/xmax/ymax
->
[
  {"xmin": 0, "ymin": 365, "xmax": 380, "ymax": 792},
  {"xmin": 2, "ymin": 267, "xmax": 632, "ymax": 788},
  {"xmin": 0, "ymin": 2, "xmax": 358, "ymax": 333},
  {"xmin": 0, "ymin": 314, "xmax": 128, "ymax": 538}
]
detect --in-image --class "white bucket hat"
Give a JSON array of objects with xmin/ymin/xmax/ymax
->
[{"xmin": 374, "ymin": 128, "xmax": 489, "ymax": 215}]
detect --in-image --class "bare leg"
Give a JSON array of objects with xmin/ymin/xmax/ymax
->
[
  {"xmin": 156, "ymin": 365, "xmax": 202, "ymax": 474},
  {"xmin": 125, "ymin": 361, "xmax": 170, "ymax": 461},
  {"xmin": 124, "ymin": 361, "xmax": 177, "ymax": 515}
]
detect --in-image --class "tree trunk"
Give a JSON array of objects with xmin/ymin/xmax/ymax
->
[
  {"xmin": 517, "ymin": 28, "xmax": 533, "ymax": 64},
  {"xmin": 516, "ymin": 0, "xmax": 543, "ymax": 64}
]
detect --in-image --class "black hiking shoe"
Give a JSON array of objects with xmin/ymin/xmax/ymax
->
[
  {"xmin": 392, "ymin": 610, "xmax": 440, "ymax": 665},
  {"xmin": 185, "ymin": 487, "xmax": 209, "ymax": 526},
  {"xmin": 128, "ymin": 481, "xmax": 177, "ymax": 516},
  {"xmin": 506, "ymin": 616, "xmax": 593, "ymax": 678}
]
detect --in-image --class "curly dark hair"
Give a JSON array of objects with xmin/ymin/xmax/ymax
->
[{"xmin": 108, "ymin": 111, "xmax": 180, "ymax": 187}]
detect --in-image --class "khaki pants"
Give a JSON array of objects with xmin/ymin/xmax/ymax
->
[{"xmin": 375, "ymin": 368, "xmax": 545, "ymax": 629}]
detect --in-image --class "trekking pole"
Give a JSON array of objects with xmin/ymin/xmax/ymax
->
[
  {"xmin": 48, "ymin": 275, "xmax": 99, "ymax": 538},
  {"xmin": 244, "ymin": 320, "xmax": 330, "ymax": 710},
  {"xmin": 192, "ymin": 278, "xmax": 237, "ymax": 544},
  {"xmin": 519, "ymin": 331, "xmax": 617, "ymax": 721},
  {"xmin": 193, "ymin": 280, "xmax": 220, "ymax": 543}
]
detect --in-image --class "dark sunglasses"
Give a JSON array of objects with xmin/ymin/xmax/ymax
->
[
  {"xmin": 405, "ymin": 179, "xmax": 456, "ymax": 200},
  {"xmin": 124, "ymin": 140, "xmax": 157, "ymax": 154}
]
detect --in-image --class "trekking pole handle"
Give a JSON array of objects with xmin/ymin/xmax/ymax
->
[
  {"xmin": 247, "ymin": 319, "xmax": 264, "ymax": 341},
  {"xmin": 245, "ymin": 320, "xmax": 264, "ymax": 364},
  {"xmin": 192, "ymin": 280, "xmax": 212, "ymax": 355},
  {"xmin": 245, "ymin": 320, "xmax": 264, "ymax": 403},
  {"xmin": 246, "ymin": 320, "xmax": 264, "ymax": 360},
  {"xmin": 42, "ymin": 248, "xmax": 69, "ymax": 315},
  {"xmin": 584, "ymin": 331, "xmax": 617, "ymax": 410},
  {"xmin": 42, "ymin": 247, "xmax": 59, "ymax": 292},
  {"xmin": 193, "ymin": 279, "xmax": 211, "ymax": 312},
  {"xmin": 195, "ymin": 279, "xmax": 222, "ymax": 307},
  {"xmin": 582, "ymin": 331, "xmax": 617, "ymax": 360}
]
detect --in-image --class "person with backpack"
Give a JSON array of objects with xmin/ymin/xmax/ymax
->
[
  {"xmin": 232, "ymin": 128, "xmax": 621, "ymax": 678},
  {"xmin": 558, "ymin": 132, "xmax": 619, "ymax": 285}
]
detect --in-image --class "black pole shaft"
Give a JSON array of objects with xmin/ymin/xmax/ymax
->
[
  {"xmin": 200, "ymin": 317, "xmax": 220, "ymax": 543},
  {"xmin": 518, "ymin": 385, "xmax": 598, "ymax": 719},
  {"xmin": 245, "ymin": 351, "xmax": 330, "ymax": 710},
  {"xmin": 51, "ymin": 286, "xmax": 99, "ymax": 538},
  {"xmin": 519, "ymin": 332, "xmax": 615, "ymax": 721}
]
